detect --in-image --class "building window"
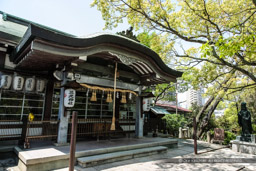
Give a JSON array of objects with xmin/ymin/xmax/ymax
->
[
  {"xmin": 51, "ymin": 84, "xmax": 136, "ymax": 119},
  {"xmin": 0, "ymin": 89, "xmax": 45, "ymax": 120}
]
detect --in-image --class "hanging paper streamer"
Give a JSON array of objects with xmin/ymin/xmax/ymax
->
[{"xmin": 129, "ymin": 92, "xmax": 132, "ymax": 100}]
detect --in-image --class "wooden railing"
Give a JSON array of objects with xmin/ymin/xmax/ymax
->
[
  {"xmin": 68, "ymin": 118, "xmax": 135, "ymax": 140},
  {"xmin": 0, "ymin": 120, "xmax": 23, "ymax": 141},
  {"xmin": 0, "ymin": 117, "xmax": 136, "ymax": 148}
]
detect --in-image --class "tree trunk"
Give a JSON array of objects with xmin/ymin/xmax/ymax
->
[{"xmin": 195, "ymin": 71, "xmax": 235, "ymax": 139}]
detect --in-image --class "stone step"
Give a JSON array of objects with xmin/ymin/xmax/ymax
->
[{"xmin": 77, "ymin": 146, "xmax": 167, "ymax": 168}]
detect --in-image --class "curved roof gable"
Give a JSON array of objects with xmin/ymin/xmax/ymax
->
[{"xmin": 11, "ymin": 24, "xmax": 182, "ymax": 82}]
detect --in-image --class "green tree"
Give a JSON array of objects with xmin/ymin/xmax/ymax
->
[
  {"xmin": 91, "ymin": 0, "xmax": 256, "ymax": 87},
  {"xmin": 92, "ymin": 0, "xmax": 256, "ymax": 138},
  {"xmin": 162, "ymin": 114, "xmax": 188, "ymax": 136}
]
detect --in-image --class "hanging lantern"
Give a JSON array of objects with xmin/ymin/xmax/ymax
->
[
  {"xmin": 64, "ymin": 89, "xmax": 76, "ymax": 107},
  {"xmin": 25, "ymin": 77, "xmax": 36, "ymax": 91},
  {"xmin": 36, "ymin": 79, "xmax": 45, "ymax": 92},
  {"xmin": 13, "ymin": 76, "xmax": 24, "ymax": 91},
  {"xmin": 0, "ymin": 75, "xmax": 12, "ymax": 89},
  {"xmin": 121, "ymin": 92, "xmax": 127, "ymax": 103},
  {"xmin": 143, "ymin": 97, "xmax": 153, "ymax": 111},
  {"xmin": 90, "ymin": 90, "xmax": 97, "ymax": 102}
]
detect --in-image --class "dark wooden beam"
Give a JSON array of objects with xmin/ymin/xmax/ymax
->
[
  {"xmin": 0, "ymin": 51, "xmax": 6, "ymax": 69},
  {"xmin": 76, "ymin": 62, "xmax": 140, "ymax": 83},
  {"xmin": 43, "ymin": 79, "xmax": 54, "ymax": 120}
]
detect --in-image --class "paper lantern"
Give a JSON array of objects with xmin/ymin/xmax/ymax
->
[
  {"xmin": 36, "ymin": 79, "xmax": 45, "ymax": 92},
  {"xmin": 13, "ymin": 76, "xmax": 24, "ymax": 91},
  {"xmin": 64, "ymin": 89, "xmax": 76, "ymax": 107},
  {"xmin": 0, "ymin": 75, "xmax": 12, "ymax": 89},
  {"xmin": 143, "ymin": 97, "xmax": 153, "ymax": 112},
  {"xmin": 25, "ymin": 78, "xmax": 35, "ymax": 91}
]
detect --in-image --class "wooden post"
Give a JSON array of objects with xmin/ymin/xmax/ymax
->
[
  {"xmin": 69, "ymin": 111, "xmax": 78, "ymax": 171},
  {"xmin": 19, "ymin": 116, "xmax": 28, "ymax": 148},
  {"xmin": 175, "ymin": 83, "xmax": 178, "ymax": 115},
  {"xmin": 193, "ymin": 117, "xmax": 197, "ymax": 154}
]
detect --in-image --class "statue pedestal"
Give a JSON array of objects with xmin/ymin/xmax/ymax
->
[{"xmin": 231, "ymin": 139, "xmax": 256, "ymax": 155}]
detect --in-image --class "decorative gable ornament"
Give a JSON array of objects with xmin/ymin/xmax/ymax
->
[
  {"xmin": 64, "ymin": 89, "xmax": 76, "ymax": 107},
  {"xmin": 25, "ymin": 77, "xmax": 36, "ymax": 91},
  {"xmin": 13, "ymin": 76, "xmax": 24, "ymax": 91},
  {"xmin": 0, "ymin": 75, "xmax": 12, "ymax": 89},
  {"xmin": 36, "ymin": 79, "xmax": 45, "ymax": 92}
]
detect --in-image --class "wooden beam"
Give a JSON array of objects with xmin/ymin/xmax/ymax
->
[
  {"xmin": 76, "ymin": 62, "xmax": 140, "ymax": 83},
  {"xmin": 77, "ymin": 75, "xmax": 139, "ymax": 91}
]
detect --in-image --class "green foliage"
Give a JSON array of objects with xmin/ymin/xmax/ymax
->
[
  {"xmin": 252, "ymin": 124, "xmax": 256, "ymax": 134},
  {"xmin": 162, "ymin": 114, "xmax": 188, "ymax": 136},
  {"xmin": 223, "ymin": 131, "xmax": 236, "ymax": 145},
  {"xmin": 216, "ymin": 102, "xmax": 240, "ymax": 132},
  {"xmin": 137, "ymin": 32, "xmax": 174, "ymax": 64},
  {"xmin": 92, "ymin": 0, "xmax": 256, "ymax": 136}
]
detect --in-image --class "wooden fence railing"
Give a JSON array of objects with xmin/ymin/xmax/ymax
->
[
  {"xmin": 0, "ymin": 120, "xmax": 23, "ymax": 141},
  {"xmin": 68, "ymin": 118, "xmax": 135, "ymax": 140},
  {"xmin": 0, "ymin": 117, "xmax": 135, "ymax": 148}
]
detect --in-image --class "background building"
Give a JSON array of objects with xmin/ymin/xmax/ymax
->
[{"xmin": 183, "ymin": 88, "xmax": 204, "ymax": 109}]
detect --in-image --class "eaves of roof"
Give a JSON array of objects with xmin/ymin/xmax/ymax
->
[{"xmin": 11, "ymin": 24, "xmax": 183, "ymax": 79}]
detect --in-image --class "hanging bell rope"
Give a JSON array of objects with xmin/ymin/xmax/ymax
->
[{"xmin": 110, "ymin": 62, "xmax": 118, "ymax": 131}]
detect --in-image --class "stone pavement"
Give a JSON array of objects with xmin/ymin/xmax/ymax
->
[{"xmin": 55, "ymin": 139, "xmax": 256, "ymax": 171}]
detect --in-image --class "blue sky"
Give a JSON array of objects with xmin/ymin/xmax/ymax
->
[{"xmin": 0, "ymin": 0, "xmax": 129, "ymax": 36}]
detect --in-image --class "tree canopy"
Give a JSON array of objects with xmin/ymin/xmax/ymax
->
[
  {"xmin": 92, "ymin": 0, "xmax": 256, "ymax": 138},
  {"xmin": 91, "ymin": 0, "xmax": 256, "ymax": 88}
]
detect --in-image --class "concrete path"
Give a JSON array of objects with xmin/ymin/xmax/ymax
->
[{"xmin": 55, "ymin": 139, "xmax": 256, "ymax": 171}]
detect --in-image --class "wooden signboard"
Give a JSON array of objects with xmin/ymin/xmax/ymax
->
[{"xmin": 214, "ymin": 128, "xmax": 225, "ymax": 141}]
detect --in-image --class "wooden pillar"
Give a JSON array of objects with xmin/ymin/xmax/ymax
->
[
  {"xmin": 43, "ymin": 79, "xmax": 54, "ymax": 120},
  {"xmin": 57, "ymin": 73, "xmax": 70, "ymax": 144},
  {"xmin": 135, "ymin": 86, "xmax": 143, "ymax": 138},
  {"xmin": 69, "ymin": 111, "xmax": 78, "ymax": 171}
]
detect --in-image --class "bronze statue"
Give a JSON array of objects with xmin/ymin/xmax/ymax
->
[{"xmin": 238, "ymin": 102, "xmax": 253, "ymax": 142}]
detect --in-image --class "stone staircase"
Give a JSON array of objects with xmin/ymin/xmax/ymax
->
[
  {"xmin": 15, "ymin": 138, "xmax": 178, "ymax": 171},
  {"xmin": 77, "ymin": 146, "xmax": 167, "ymax": 168}
]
